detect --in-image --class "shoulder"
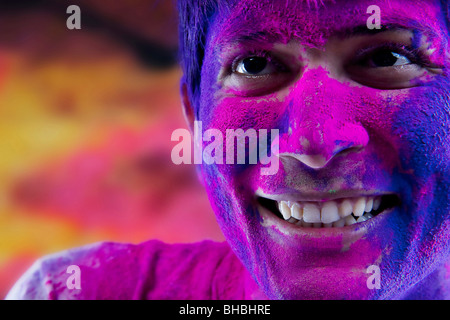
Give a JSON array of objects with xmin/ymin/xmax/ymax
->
[
  {"xmin": 5, "ymin": 241, "xmax": 137, "ymax": 300},
  {"xmin": 5, "ymin": 240, "xmax": 237, "ymax": 300}
]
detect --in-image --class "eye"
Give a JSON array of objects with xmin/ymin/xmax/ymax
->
[
  {"xmin": 368, "ymin": 50, "xmax": 412, "ymax": 67},
  {"xmin": 221, "ymin": 49, "xmax": 299, "ymax": 96},
  {"xmin": 233, "ymin": 55, "xmax": 278, "ymax": 76},
  {"xmin": 360, "ymin": 48, "xmax": 413, "ymax": 68},
  {"xmin": 346, "ymin": 44, "xmax": 431, "ymax": 89}
]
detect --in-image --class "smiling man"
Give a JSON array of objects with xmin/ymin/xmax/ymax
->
[
  {"xmin": 178, "ymin": 0, "xmax": 450, "ymax": 299},
  {"xmin": 7, "ymin": 0, "xmax": 450, "ymax": 300}
]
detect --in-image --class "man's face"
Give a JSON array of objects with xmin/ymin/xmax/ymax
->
[{"xmin": 194, "ymin": 0, "xmax": 450, "ymax": 299}]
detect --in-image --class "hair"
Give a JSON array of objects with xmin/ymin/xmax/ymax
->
[
  {"xmin": 177, "ymin": 0, "xmax": 449, "ymax": 108},
  {"xmin": 177, "ymin": 0, "xmax": 219, "ymax": 109}
]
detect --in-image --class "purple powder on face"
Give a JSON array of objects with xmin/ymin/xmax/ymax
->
[
  {"xmin": 192, "ymin": 0, "xmax": 450, "ymax": 299},
  {"xmin": 10, "ymin": 0, "xmax": 450, "ymax": 301}
]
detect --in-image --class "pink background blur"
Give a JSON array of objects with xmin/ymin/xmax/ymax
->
[{"xmin": 0, "ymin": 0, "xmax": 224, "ymax": 299}]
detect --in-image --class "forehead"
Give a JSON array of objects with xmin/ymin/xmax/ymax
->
[{"xmin": 209, "ymin": 0, "xmax": 446, "ymax": 48}]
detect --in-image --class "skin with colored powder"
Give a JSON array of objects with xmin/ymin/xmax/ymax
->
[
  {"xmin": 6, "ymin": 0, "xmax": 450, "ymax": 300},
  {"xmin": 179, "ymin": 0, "xmax": 450, "ymax": 299}
]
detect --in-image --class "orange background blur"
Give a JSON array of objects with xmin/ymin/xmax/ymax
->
[{"xmin": 0, "ymin": 0, "xmax": 224, "ymax": 299}]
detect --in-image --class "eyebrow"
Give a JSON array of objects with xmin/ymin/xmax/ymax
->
[
  {"xmin": 338, "ymin": 24, "xmax": 407, "ymax": 37},
  {"xmin": 214, "ymin": 21, "xmax": 441, "ymax": 48},
  {"xmin": 337, "ymin": 22, "xmax": 439, "ymax": 39}
]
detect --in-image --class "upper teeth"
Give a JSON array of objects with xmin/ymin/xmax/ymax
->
[{"xmin": 277, "ymin": 196, "xmax": 381, "ymax": 228}]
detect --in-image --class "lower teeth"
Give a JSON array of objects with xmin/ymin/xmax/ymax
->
[{"xmin": 282, "ymin": 212, "xmax": 376, "ymax": 228}]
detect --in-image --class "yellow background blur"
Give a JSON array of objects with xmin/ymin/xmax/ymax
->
[{"xmin": 0, "ymin": 0, "xmax": 224, "ymax": 298}]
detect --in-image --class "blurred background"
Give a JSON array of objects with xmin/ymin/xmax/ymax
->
[{"xmin": 0, "ymin": 0, "xmax": 224, "ymax": 299}]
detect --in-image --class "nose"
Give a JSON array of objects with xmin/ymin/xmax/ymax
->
[{"xmin": 279, "ymin": 67, "xmax": 369, "ymax": 169}]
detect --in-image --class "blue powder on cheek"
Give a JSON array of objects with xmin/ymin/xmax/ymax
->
[
  {"xmin": 391, "ymin": 76, "xmax": 450, "ymax": 180},
  {"xmin": 390, "ymin": 76, "xmax": 450, "ymax": 228},
  {"xmin": 383, "ymin": 75, "xmax": 450, "ymax": 296}
]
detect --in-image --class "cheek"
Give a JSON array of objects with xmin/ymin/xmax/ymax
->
[
  {"xmin": 201, "ymin": 94, "xmax": 286, "ymax": 132},
  {"xmin": 391, "ymin": 83, "xmax": 450, "ymax": 178},
  {"xmin": 391, "ymin": 81, "xmax": 450, "ymax": 222}
]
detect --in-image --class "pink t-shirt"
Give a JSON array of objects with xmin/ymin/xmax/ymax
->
[{"xmin": 6, "ymin": 240, "xmax": 266, "ymax": 300}]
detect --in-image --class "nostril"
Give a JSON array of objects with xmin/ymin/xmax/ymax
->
[
  {"xmin": 279, "ymin": 153, "xmax": 329, "ymax": 169},
  {"xmin": 330, "ymin": 141, "xmax": 366, "ymax": 159},
  {"xmin": 281, "ymin": 120, "xmax": 369, "ymax": 169},
  {"xmin": 278, "ymin": 141, "xmax": 366, "ymax": 169}
]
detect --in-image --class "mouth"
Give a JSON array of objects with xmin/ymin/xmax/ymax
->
[{"xmin": 256, "ymin": 194, "xmax": 401, "ymax": 228}]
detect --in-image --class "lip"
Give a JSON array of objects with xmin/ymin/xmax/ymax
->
[
  {"xmin": 255, "ymin": 189, "xmax": 399, "ymax": 202},
  {"xmin": 254, "ymin": 190, "xmax": 398, "ymax": 249}
]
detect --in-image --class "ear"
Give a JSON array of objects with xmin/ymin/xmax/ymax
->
[
  {"xmin": 181, "ymin": 82, "xmax": 196, "ymax": 133},
  {"xmin": 180, "ymin": 82, "xmax": 206, "ymax": 186}
]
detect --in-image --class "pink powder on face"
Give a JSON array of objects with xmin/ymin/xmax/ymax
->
[
  {"xmin": 207, "ymin": 65, "xmax": 409, "ymax": 194},
  {"xmin": 196, "ymin": 0, "xmax": 450, "ymax": 299},
  {"xmin": 212, "ymin": 0, "xmax": 448, "ymax": 52}
]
